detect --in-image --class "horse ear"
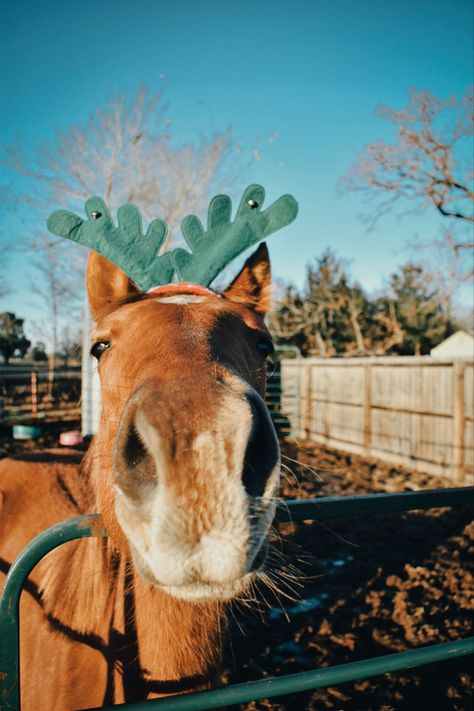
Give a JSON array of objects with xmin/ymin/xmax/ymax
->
[
  {"xmin": 86, "ymin": 252, "xmax": 140, "ymax": 321},
  {"xmin": 223, "ymin": 242, "xmax": 271, "ymax": 315}
]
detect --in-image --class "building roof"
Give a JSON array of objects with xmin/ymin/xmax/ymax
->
[{"xmin": 431, "ymin": 330, "xmax": 474, "ymax": 358}]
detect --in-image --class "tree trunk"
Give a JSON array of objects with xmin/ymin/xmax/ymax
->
[
  {"xmin": 315, "ymin": 330, "xmax": 327, "ymax": 356},
  {"xmin": 47, "ymin": 274, "xmax": 59, "ymax": 399},
  {"xmin": 349, "ymin": 310, "xmax": 365, "ymax": 352}
]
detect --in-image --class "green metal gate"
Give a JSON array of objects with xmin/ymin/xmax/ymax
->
[{"xmin": 1, "ymin": 487, "xmax": 473, "ymax": 710}]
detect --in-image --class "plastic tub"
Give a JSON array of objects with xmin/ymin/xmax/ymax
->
[
  {"xmin": 59, "ymin": 430, "xmax": 84, "ymax": 447},
  {"xmin": 12, "ymin": 424, "xmax": 42, "ymax": 440}
]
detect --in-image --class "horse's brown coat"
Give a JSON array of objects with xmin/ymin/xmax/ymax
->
[{"xmin": 0, "ymin": 244, "xmax": 279, "ymax": 710}]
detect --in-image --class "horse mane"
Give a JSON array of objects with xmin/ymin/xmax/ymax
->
[{"xmin": 38, "ymin": 445, "xmax": 118, "ymax": 635}]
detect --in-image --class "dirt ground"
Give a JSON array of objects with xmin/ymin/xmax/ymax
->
[
  {"xmin": 1, "ymin": 423, "xmax": 472, "ymax": 710},
  {"xmin": 224, "ymin": 441, "xmax": 474, "ymax": 711}
]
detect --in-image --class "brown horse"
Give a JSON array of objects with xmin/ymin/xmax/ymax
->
[{"xmin": 0, "ymin": 244, "xmax": 280, "ymax": 709}]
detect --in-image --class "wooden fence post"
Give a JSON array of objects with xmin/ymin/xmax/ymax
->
[
  {"xmin": 452, "ymin": 361, "xmax": 466, "ymax": 483},
  {"xmin": 363, "ymin": 362, "xmax": 372, "ymax": 454},
  {"xmin": 304, "ymin": 362, "xmax": 313, "ymax": 441},
  {"xmin": 31, "ymin": 370, "xmax": 38, "ymax": 418}
]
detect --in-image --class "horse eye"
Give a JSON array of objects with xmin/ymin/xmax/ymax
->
[
  {"xmin": 90, "ymin": 340, "xmax": 111, "ymax": 360},
  {"xmin": 256, "ymin": 339, "xmax": 274, "ymax": 359}
]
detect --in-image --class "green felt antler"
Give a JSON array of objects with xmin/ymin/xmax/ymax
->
[
  {"xmin": 47, "ymin": 185, "xmax": 298, "ymax": 291},
  {"xmin": 173, "ymin": 185, "xmax": 298, "ymax": 285},
  {"xmin": 47, "ymin": 197, "xmax": 179, "ymax": 291}
]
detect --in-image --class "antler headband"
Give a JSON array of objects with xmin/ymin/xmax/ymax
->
[{"xmin": 47, "ymin": 185, "xmax": 298, "ymax": 292}]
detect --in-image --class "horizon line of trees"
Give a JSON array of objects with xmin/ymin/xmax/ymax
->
[
  {"xmin": 0, "ymin": 312, "xmax": 81, "ymax": 366},
  {"xmin": 269, "ymin": 249, "xmax": 470, "ymax": 357},
  {"xmin": 1, "ymin": 248, "xmax": 471, "ymax": 365}
]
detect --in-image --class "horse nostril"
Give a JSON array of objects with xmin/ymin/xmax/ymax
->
[
  {"xmin": 241, "ymin": 392, "xmax": 280, "ymax": 498},
  {"xmin": 124, "ymin": 426, "xmax": 147, "ymax": 469},
  {"xmin": 114, "ymin": 414, "xmax": 158, "ymax": 502}
]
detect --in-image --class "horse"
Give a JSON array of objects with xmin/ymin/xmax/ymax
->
[{"xmin": 0, "ymin": 244, "xmax": 281, "ymax": 709}]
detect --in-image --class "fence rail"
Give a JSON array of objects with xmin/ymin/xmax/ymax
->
[
  {"xmin": 96, "ymin": 638, "xmax": 474, "ymax": 711},
  {"xmin": 277, "ymin": 356, "xmax": 474, "ymax": 483},
  {"xmin": 0, "ymin": 367, "xmax": 81, "ymax": 420},
  {"xmin": 1, "ymin": 487, "xmax": 473, "ymax": 710}
]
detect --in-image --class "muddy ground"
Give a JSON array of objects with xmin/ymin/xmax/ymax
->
[
  {"xmin": 225, "ymin": 441, "xmax": 474, "ymax": 711},
  {"xmin": 1, "ymin": 423, "xmax": 472, "ymax": 710}
]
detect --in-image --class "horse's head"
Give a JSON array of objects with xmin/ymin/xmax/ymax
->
[{"xmin": 87, "ymin": 245, "xmax": 280, "ymax": 602}]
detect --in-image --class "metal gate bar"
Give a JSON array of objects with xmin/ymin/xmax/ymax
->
[
  {"xmin": 1, "ymin": 488, "xmax": 473, "ymax": 710},
  {"xmin": 0, "ymin": 516, "xmax": 107, "ymax": 711},
  {"xmin": 275, "ymin": 486, "xmax": 474, "ymax": 522},
  {"xmin": 95, "ymin": 637, "xmax": 474, "ymax": 710}
]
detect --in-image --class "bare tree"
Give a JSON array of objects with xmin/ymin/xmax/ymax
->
[
  {"xmin": 341, "ymin": 88, "xmax": 473, "ymax": 276},
  {"xmin": 269, "ymin": 282, "xmax": 322, "ymax": 354},
  {"xmin": 4, "ymin": 86, "xmax": 238, "ymax": 239},
  {"xmin": 405, "ymin": 225, "xmax": 473, "ymax": 324},
  {"xmin": 0, "ymin": 254, "xmax": 8, "ymax": 299},
  {"xmin": 0, "ymin": 209, "xmax": 13, "ymax": 298},
  {"xmin": 2, "ymin": 86, "xmax": 242, "ymax": 360},
  {"xmin": 58, "ymin": 325, "xmax": 82, "ymax": 368},
  {"xmin": 31, "ymin": 241, "xmax": 83, "ymax": 393},
  {"xmin": 370, "ymin": 302, "xmax": 405, "ymax": 355},
  {"xmin": 345, "ymin": 287, "xmax": 366, "ymax": 353}
]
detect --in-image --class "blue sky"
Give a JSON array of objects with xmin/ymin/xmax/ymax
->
[{"xmin": 0, "ymin": 0, "xmax": 472, "ymax": 338}]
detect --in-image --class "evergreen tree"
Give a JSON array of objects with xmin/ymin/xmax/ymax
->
[
  {"xmin": 269, "ymin": 252, "xmax": 452, "ymax": 358},
  {"xmin": 31, "ymin": 342, "xmax": 48, "ymax": 362},
  {"xmin": 389, "ymin": 263, "xmax": 449, "ymax": 355},
  {"xmin": 305, "ymin": 250, "xmax": 348, "ymax": 355},
  {"xmin": 305, "ymin": 250, "xmax": 374, "ymax": 355},
  {"xmin": 0, "ymin": 312, "xmax": 31, "ymax": 365}
]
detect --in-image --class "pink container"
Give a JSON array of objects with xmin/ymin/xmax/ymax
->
[{"xmin": 59, "ymin": 430, "xmax": 83, "ymax": 447}]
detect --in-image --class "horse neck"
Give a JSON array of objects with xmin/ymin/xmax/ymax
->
[
  {"xmin": 118, "ymin": 564, "xmax": 225, "ymax": 692},
  {"xmin": 41, "ymin": 441, "xmax": 225, "ymax": 692}
]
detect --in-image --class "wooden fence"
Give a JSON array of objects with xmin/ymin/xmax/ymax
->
[
  {"xmin": 0, "ymin": 365, "xmax": 81, "ymax": 421},
  {"xmin": 279, "ymin": 356, "xmax": 473, "ymax": 483}
]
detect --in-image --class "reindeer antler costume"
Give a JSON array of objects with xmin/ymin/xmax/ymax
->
[{"xmin": 47, "ymin": 185, "xmax": 298, "ymax": 292}]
